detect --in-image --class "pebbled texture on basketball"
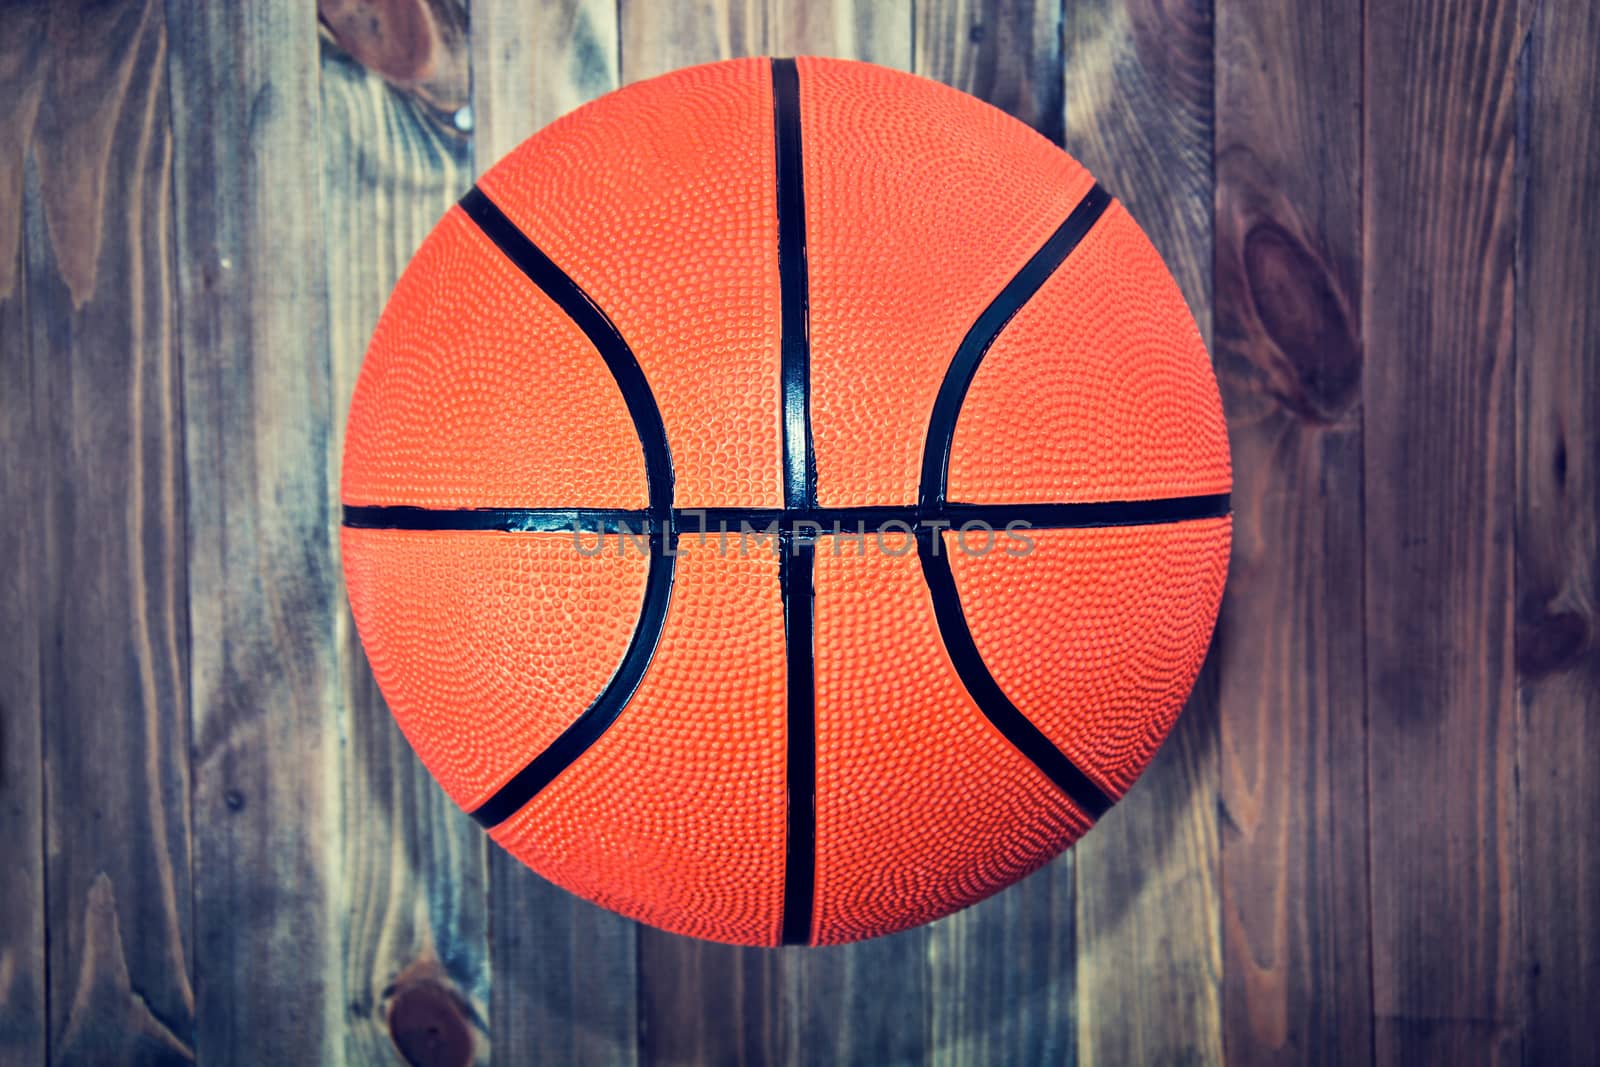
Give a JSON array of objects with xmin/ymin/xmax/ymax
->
[{"xmin": 340, "ymin": 56, "xmax": 1231, "ymax": 947}]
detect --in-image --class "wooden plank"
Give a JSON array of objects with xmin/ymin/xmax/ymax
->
[
  {"xmin": 0, "ymin": 240, "xmax": 45, "ymax": 1067},
  {"xmin": 0, "ymin": 8, "xmax": 49, "ymax": 1061},
  {"xmin": 1212, "ymin": 0, "xmax": 1371, "ymax": 1063},
  {"xmin": 469, "ymin": 0, "xmax": 619, "ymax": 163},
  {"xmin": 24, "ymin": 2, "xmax": 195, "ymax": 1062},
  {"xmin": 768, "ymin": 2, "xmax": 912, "ymax": 69},
  {"xmin": 618, "ymin": 0, "xmax": 761, "ymax": 84},
  {"xmin": 1063, "ymin": 0, "xmax": 1213, "ymax": 326},
  {"xmin": 923, "ymin": 872, "xmax": 1076, "ymax": 1066},
  {"xmin": 620, "ymin": 0, "xmax": 910, "ymax": 83},
  {"xmin": 317, "ymin": 0, "xmax": 470, "ymax": 116},
  {"xmin": 164, "ymin": 3, "xmax": 341, "ymax": 1062},
  {"xmin": 0, "ymin": 0, "xmax": 47, "ymax": 301},
  {"xmin": 1061, "ymin": 2, "xmax": 1222, "ymax": 1064},
  {"xmin": 1515, "ymin": 0, "xmax": 1600, "ymax": 1062},
  {"xmin": 318, "ymin": 21, "xmax": 490, "ymax": 1066},
  {"xmin": 1362, "ymin": 0, "xmax": 1523, "ymax": 1062},
  {"xmin": 465, "ymin": 4, "xmax": 643, "ymax": 1065},
  {"xmin": 916, "ymin": 0, "xmax": 1063, "ymax": 140},
  {"xmin": 912, "ymin": 5, "xmax": 1075, "ymax": 1064}
]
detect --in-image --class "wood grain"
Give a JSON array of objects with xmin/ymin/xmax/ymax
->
[
  {"xmin": 619, "ymin": 0, "xmax": 910, "ymax": 83},
  {"xmin": 0, "ymin": 296, "xmax": 44, "ymax": 1067},
  {"xmin": 0, "ymin": 10, "xmax": 46, "ymax": 1056},
  {"xmin": 618, "ymin": 0, "xmax": 762, "ymax": 83},
  {"xmin": 924, "ymin": 870, "xmax": 1077, "ymax": 1066},
  {"xmin": 1213, "ymin": 0, "xmax": 1371, "ymax": 1063},
  {"xmin": 912, "ymin": 6, "xmax": 1075, "ymax": 1064},
  {"xmin": 165, "ymin": 2, "xmax": 340, "ymax": 1062},
  {"xmin": 0, "ymin": 0, "xmax": 47, "ymax": 302},
  {"xmin": 1362, "ymin": 1, "xmax": 1524, "ymax": 1063},
  {"xmin": 1515, "ymin": 0, "xmax": 1600, "ymax": 1063},
  {"xmin": 1063, "ymin": 0, "xmax": 1213, "ymax": 327},
  {"xmin": 766, "ymin": 1, "xmax": 912, "ymax": 68},
  {"xmin": 1062, "ymin": 1, "xmax": 1223, "ymax": 1063},
  {"xmin": 24, "ymin": 2, "xmax": 195, "ymax": 1063},
  {"xmin": 468, "ymin": 0, "xmax": 620, "ymax": 164},
  {"xmin": 320, "ymin": 29, "xmax": 490, "ymax": 1067},
  {"xmin": 318, "ymin": 0, "xmax": 471, "ymax": 114},
  {"xmin": 916, "ymin": 0, "xmax": 1063, "ymax": 141}
]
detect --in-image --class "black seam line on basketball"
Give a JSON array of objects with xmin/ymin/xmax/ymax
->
[
  {"xmin": 772, "ymin": 57, "xmax": 816, "ymax": 512},
  {"xmin": 779, "ymin": 534, "xmax": 818, "ymax": 946},
  {"xmin": 456, "ymin": 186, "xmax": 678, "ymax": 829},
  {"xmin": 342, "ymin": 505, "xmax": 651, "ymax": 533},
  {"xmin": 915, "ymin": 183, "xmax": 1115, "ymax": 818},
  {"xmin": 688, "ymin": 495, "xmax": 1229, "ymax": 532},
  {"xmin": 773, "ymin": 56, "xmax": 818, "ymax": 948},
  {"xmin": 468, "ymin": 530, "xmax": 675, "ymax": 828},
  {"xmin": 458, "ymin": 186, "xmax": 675, "ymax": 518},
  {"xmin": 916, "ymin": 528, "xmax": 1115, "ymax": 819},
  {"xmin": 340, "ymin": 494, "xmax": 1231, "ymax": 534},
  {"xmin": 917, "ymin": 182, "xmax": 1112, "ymax": 513}
]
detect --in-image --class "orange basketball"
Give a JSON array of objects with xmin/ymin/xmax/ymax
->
[{"xmin": 341, "ymin": 57, "xmax": 1231, "ymax": 946}]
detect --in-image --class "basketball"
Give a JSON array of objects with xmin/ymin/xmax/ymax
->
[{"xmin": 340, "ymin": 56, "xmax": 1231, "ymax": 947}]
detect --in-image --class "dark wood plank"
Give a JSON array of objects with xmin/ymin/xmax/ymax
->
[
  {"xmin": 912, "ymin": 5, "xmax": 1076, "ymax": 1063},
  {"xmin": 617, "ymin": 0, "xmax": 757, "ymax": 84},
  {"xmin": 0, "ymin": 249, "xmax": 45, "ymax": 1067},
  {"xmin": 469, "ymin": 0, "xmax": 619, "ymax": 163},
  {"xmin": 0, "ymin": 9, "xmax": 49, "ymax": 1062},
  {"xmin": 165, "ymin": 3, "xmax": 341, "ymax": 1062},
  {"xmin": 466, "ymin": 4, "xmax": 644, "ymax": 1065},
  {"xmin": 25, "ymin": 2, "xmax": 195, "ymax": 1062},
  {"xmin": 0, "ymin": 0, "xmax": 47, "ymax": 302},
  {"xmin": 1212, "ymin": 0, "xmax": 1371, "ymax": 1063},
  {"xmin": 1515, "ymin": 0, "xmax": 1600, "ymax": 1062},
  {"xmin": 915, "ymin": 0, "xmax": 1063, "ymax": 141},
  {"xmin": 1061, "ymin": 1, "xmax": 1223, "ymax": 1063},
  {"xmin": 1362, "ymin": 1, "xmax": 1523, "ymax": 1062},
  {"xmin": 318, "ymin": 21, "xmax": 490, "ymax": 1066},
  {"xmin": 780, "ymin": 934, "xmax": 933, "ymax": 1067},
  {"xmin": 317, "ymin": 0, "xmax": 470, "ymax": 116},
  {"xmin": 767, "ymin": 1, "xmax": 912, "ymax": 65},
  {"xmin": 1063, "ymin": 0, "xmax": 1213, "ymax": 323},
  {"xmin": 620, "ymin": 0, "xmax": 912, "ymax": 82},
  {"xmin": 923, "ymin": 870, "xmax": 1076, "ymax": 1066}
]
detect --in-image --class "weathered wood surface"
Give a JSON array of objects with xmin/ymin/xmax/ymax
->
[
  {"xmin": 22, "ymin": 3, "xmax": 196, "ymax": 1064},
  {"xmin": 1516, "ymin": 3, "xmax": 1600, "ymax": 1065},
  {"xmin": 0, "ymin": 11, "xmax": 48, "ymax": 1066},
  {"xmin": 1, "ymin": 2, "xmax": 1596, "ymax": 1065},
  {"xmin": 167, "ymin": 2, "xmax": 342, "ymax": 1062},
  {"xmin": 1213, "ymin": 0, "xmax": 1370, "ymax": 1063},
  {"xmin": 1363, "ymin": 1, "xmax": 1524, "ymax": 1063},
  {"xmin": 320, "ymin": 19, "xmax": 490, "ymax": 1067}
]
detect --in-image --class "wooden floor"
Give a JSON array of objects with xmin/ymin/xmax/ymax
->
[{"xmin": 1, "ymin": 1, "xmax": 1595, "ymax": 1064}]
